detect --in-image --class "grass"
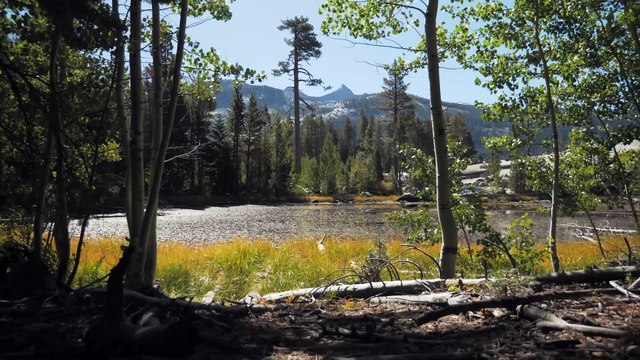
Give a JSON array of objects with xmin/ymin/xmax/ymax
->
[
  {"xmin": 304, "ymin": 194, "xmax": 399, "ymax": 203},
  {"xmin": 63, "ymin": 234, "xmax": 640, "ymax": 301},
  {"xmin": 1, "ymin": 217, "xmax": 637, "ymax": 301}
]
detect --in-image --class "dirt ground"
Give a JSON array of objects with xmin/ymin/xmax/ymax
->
[{"xmin": 1, "ymin": 283, "xmax": 639, "ymax": 359}]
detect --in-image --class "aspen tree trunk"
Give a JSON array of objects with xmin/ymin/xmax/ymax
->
[
  {"xmin": 145, "ymin": 0, "xmax": 164, "ymax": 285},
  {"xmin": 126, "ymin": 0, "xmax": 147, "ymax": 287},
  {"xmin": 137, "ymin": 0, "xmax": 189, "ymax": 286},
  {"xmin": 425, "ymin": 0, "xmax": 458, "ymax": 278},
  {"xmin": 112, "ymin": 0, "xmax": 132, "ymax": 232},
  {"xmin": 49, "ymin": 30, "xmax": 71, "ymax": 285},
  {"xmin": 533, "ymin": 4, "xmax": 561, "ymax": 272}
]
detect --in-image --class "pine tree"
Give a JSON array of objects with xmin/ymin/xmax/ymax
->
[
  {"xmin": 273, "ymin": 16, "xmax": 324, "ymax": 174},
  {"xmin": 338, "ymin": 116, "xmax": 355, "ymax": 162},
  {"xmin": 302, "ymin": 114, "xmax": 326, "ymax": 159},
  {"xmin": 270, "ymin": 112, "xmax": 291, "ymax": 195},
  {"xmin": 204, "ymin": 115, "xmax": 235, "ymax": 194},
  {"xmin": 446, "ymin": 113, "xmax": 476, "ymax": 159},
  {"xmin": 319, "ymin": 134, "xmax": 340, "ymax": 194},
  {"xmin": 358, "ymin": 107, "xmax": 368, "ymax": 152},
  {"xmin": 228, "ymin": 83, "xmax": 245, "ymax": 193},
  {"xmin": 379, "ymin": 60, "xmax": 415, "ymax": 189},
  {"xmin": 245, "ymin": 91, "xmax": 265, "ymax": 190}
]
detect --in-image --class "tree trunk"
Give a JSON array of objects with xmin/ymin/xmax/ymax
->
[
  {"xmin": 48, "ymin": 30, "xmax": 71, "ymax": 286},
  {"xmin": 594, "ymin": 112, "xmax": 640, "ymax": 233},
  {"xmin": 145, "ymin": 0, "xmax": 163, "ymax": 286},
  {"xmin": 112, "ymin": 0, "xmax": 132, "ymax": 232},
  {"xmin": 425, "ymin": 1, "xmax": 458, "ymax": 279},
  {"xmin": 126, "ymin": 0, "xmax": 147, "ymax": 287},
  {"xmin": 137, "ymin": 0, "xmax": 189, "ymax": 287},
  {"xmin": 293, "ymin": 46, "xmax": 301, "ymax": 174},
  {"xmin": 32, "ymin": 126, "xmax": 53, "ymax": 256},
  {"xmin": 533, "ymin": 4, "xmax": 561, "ymax": 272},
  {"xmin": 535, "ymin": 265, "xmax": 640, "ymax": 284}
]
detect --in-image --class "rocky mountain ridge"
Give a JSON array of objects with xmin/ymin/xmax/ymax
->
[{"xmin": 213, "ymin": 79, "xmax": 510, "ymax": 157}]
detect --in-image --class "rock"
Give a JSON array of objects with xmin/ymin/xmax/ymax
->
[
  {"xmin": 397, "ymin": 193, "xmax": 420, "ymax": 202},
  {"xmin": 202, "ymin": 290, "xmax": 216, "ymax": 303}
]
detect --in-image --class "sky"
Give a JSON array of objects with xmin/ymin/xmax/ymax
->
[{"xmin": 175, "ymin": 0, "xmax": 494, "ymax": 105}]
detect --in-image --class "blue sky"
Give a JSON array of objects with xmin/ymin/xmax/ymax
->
[{"xmin": 178, "ymin": 0, "xmax": 493, "ymax": 104}]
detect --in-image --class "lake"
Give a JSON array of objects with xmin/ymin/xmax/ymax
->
[{"xmin": 71, "ymin": 203, "xmax": 637, "ymax": 244}]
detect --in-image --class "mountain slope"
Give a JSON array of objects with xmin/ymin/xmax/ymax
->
[{"xmin": 213, "ymin": 80, "xmax": 509, "ymax": 157}]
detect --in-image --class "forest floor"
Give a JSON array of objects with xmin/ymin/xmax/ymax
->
[{"xmin": 1, "ymin": 282, "xmax": 639, "ymax": 359}]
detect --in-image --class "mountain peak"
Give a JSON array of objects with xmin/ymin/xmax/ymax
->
[{"xmin": 316, "ymin": 84, "xmax": 355, "ymax": 102}]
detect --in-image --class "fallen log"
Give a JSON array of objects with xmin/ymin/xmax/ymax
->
[
  {"xmin": 85, "ymin": 287, "xmax": 281, "ymax": 315},
  {"xmin": 535, "ymin": 266, "xmax": 640, "ymax": 285},
  {"xmin": 414, "ymin": 288, "xmax": 636, "ymax": 325},
  {"xmin": 517, "ymin": 304, "xmax": 628, "ymax": 338},
  {"xmin": 262, "ymin": 278, "xmax": 489, "ymax": 302},
  {"xmin": 369, "ymin": 292, "xmax": 456, "ymax": 305}
]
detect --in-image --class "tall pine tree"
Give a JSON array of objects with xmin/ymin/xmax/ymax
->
[{"xmin": 273, "ymin": 16, "xmax": 324, "ymax": 174}]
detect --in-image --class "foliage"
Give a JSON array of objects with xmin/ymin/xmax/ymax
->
[
  {"xmin": 319, "ymin": 135, "xmax": 341, "ymax": 194},
  {"xmin": 349, "ymin": 153, "xmax": 378, "ymax": 193},
  {"xmin": 483, "ymin": 148, "xmax": 502, "ymax": 192},
  {"xmin": 389, "ymin": 136, "xmax": 474, "ymax": 246},
  {"xmin": 298, "ymin": 157, "xmax": 320, "ymax": 193},
  {"xmin": 479, "ymin": 214, "xmax": 546, "ymax": 276}
]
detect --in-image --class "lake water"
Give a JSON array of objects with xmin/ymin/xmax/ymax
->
[{"xmin": 71, "ymin": 203, "xmax": 637, "ymax": 244}]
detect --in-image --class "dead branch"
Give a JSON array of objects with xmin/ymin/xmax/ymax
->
[
  {"xmin": 517, "ymin": 304, "xmax": 628, "ymax": 338},
  {"xmin": 414, "ymin": 288, "xmax": 633, "ymax": 325},
  {"xmin": 535, "ymin": 266, "xmax": 640, "ymax": 285},
  {"xmin": 609, "ymin": 280, "xmax": 640, "ymax": 299},
  {"xmin": 261, "ymin": 278, "xmax": 489, "ymax": 302},
  {"xmin": 333, "ymin": 353, "xmax": 475, "ymax": 360},
  {"xmin": 561, "ymin": 222, "xmax": 635, "ymax": 235}
]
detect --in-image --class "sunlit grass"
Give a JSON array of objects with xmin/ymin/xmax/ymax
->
[
  {"xmin": 4, "ymin": 232, "xmax": 638, "ymax": 301},
  {"xmin": 304, "ymin": 194, "xmax": 399, "ymax": 203}
]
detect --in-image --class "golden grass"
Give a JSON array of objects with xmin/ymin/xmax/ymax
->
[
  {"xmin": 304, "ymin": 194, "xmax": 399, "ymax": 203},
  {"xmin": 7, "ymin": 233, "xmax": 639, "ymax": 301}
]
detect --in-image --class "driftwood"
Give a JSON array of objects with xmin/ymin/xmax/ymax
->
[
  {"xmin": 369, "ymin": 292, "xmax": 456, "ymax": 305},
  {"xmin": 414, "ymin": 288, "xmax": 633, "ymax": 325},
  {"xmin": 535, "ymin": 266, "xmax": 640, "ymax": 285},
  {"xmin": 609, "ymin": 280, "xmax": 640, "ymax": 299},
  {"xmin": 261, "ymin": 278, "xmax": 489, "ymax": 302},
  {"xmin": 561, "ymin": 223, "xmax": 636, "ymax": 234},
  {"xmin": 630, "ymin": 277, "xmax": 640, "ymax": 290},
  {"xmin": 517, "ymin": 304, "xmax": 628, "ymax": 338}
]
